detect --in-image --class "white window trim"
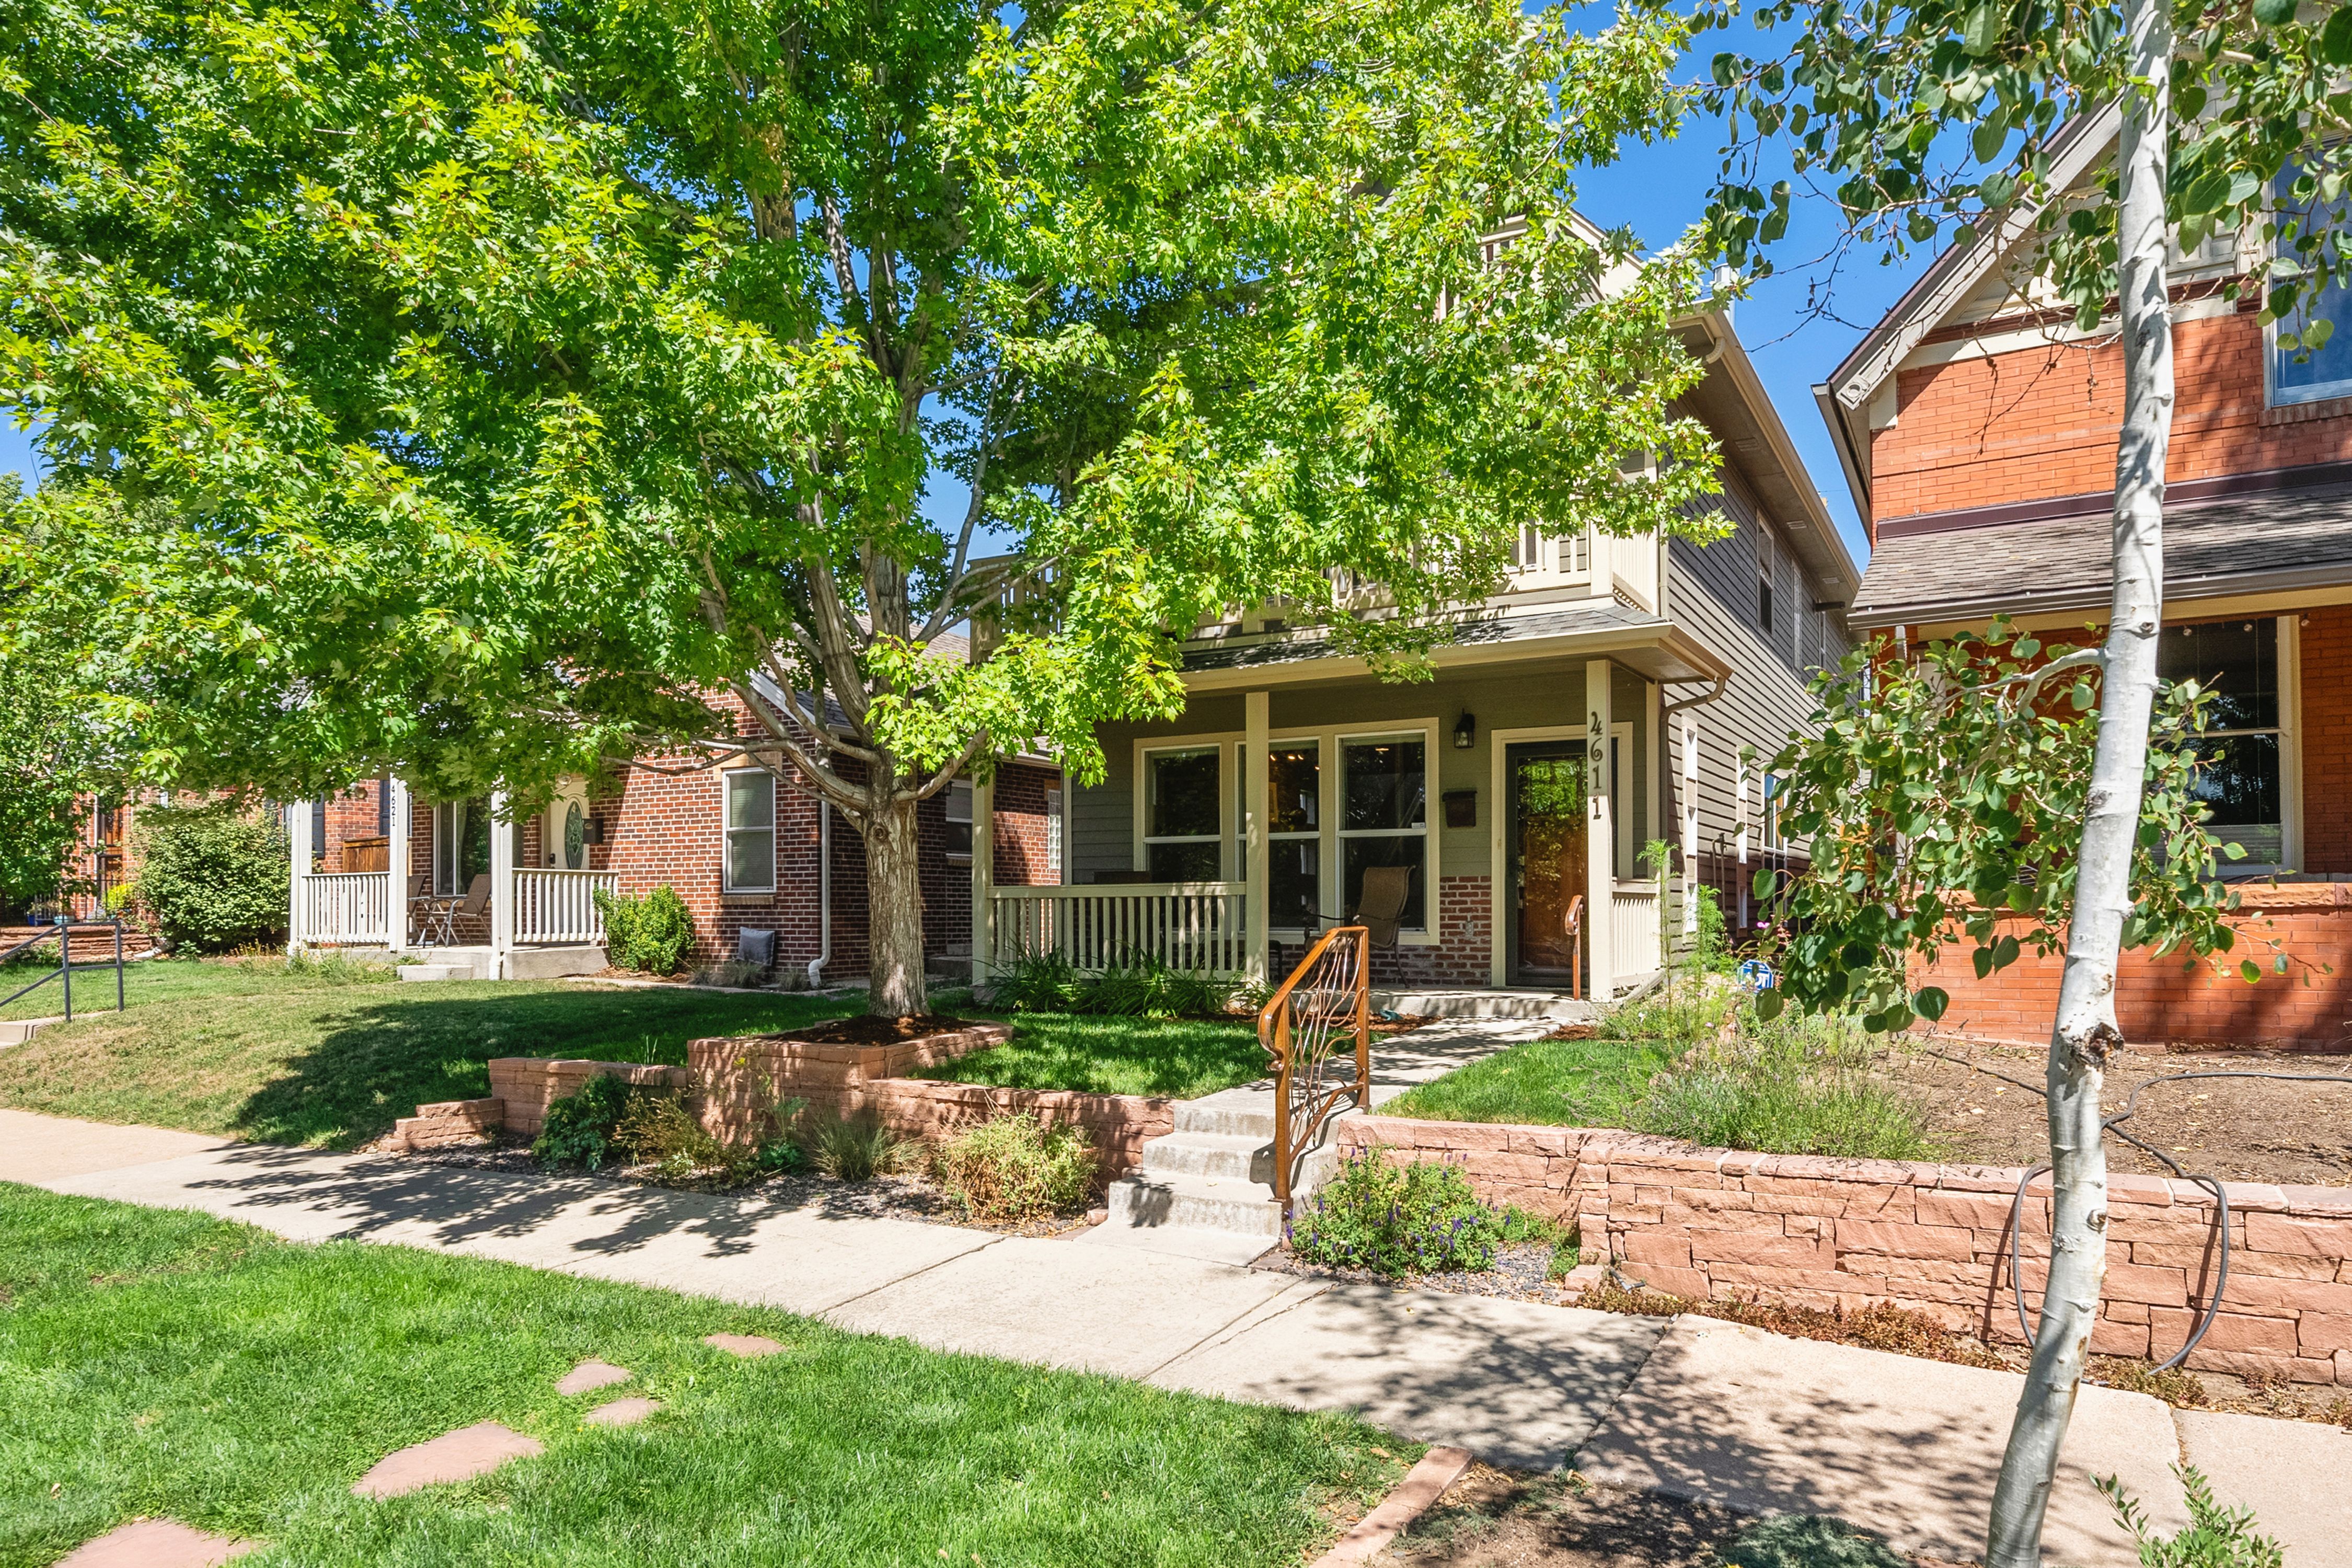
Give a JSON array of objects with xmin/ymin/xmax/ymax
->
[
  {"xmin": 1133, "ymin": 734, "xmax": 1240, "ymax": 881},
  {"xmin": 944, "ymin": 778, "xmax": 974, "ymax": 867},
  {"xmin": 1324, "ymin": 722, "xmax": 1442, "ymax": 944},
  {"xmin": 1247, "ymin": 735, "xmax": 1327, "ymax": 938},
  {"xmin": 721, "ymin": 766, "xmax": 778, "ymax": 894},
  {"xmin": 2177, "ymin": 615, "xmax": 2299, "ymax": 874}
]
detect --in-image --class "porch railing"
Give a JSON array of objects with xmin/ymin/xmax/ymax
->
[
  {"xmin": 298, "ymin": 871, "xmax": 390, "ymax": 944},
  {"xmin": 515, "ymin": 869, "xmax": 620, "ymax": 944},
  {"xmin": 989, "ymin": 882, "xmax": 1249, "ymax": 974},
  {"xmin": 1610, "ymin": 881, "xmax": 1663, "ymax": 985}
]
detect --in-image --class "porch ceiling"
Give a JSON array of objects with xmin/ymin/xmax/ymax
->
[{"xmin": 1180, "ymin": 602, "xmax": 1730, "ymax": 691}]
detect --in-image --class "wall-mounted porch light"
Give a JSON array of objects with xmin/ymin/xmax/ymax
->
[{"xmin": 1452, "ymin": 712, "xmax": 1477, "ymax": 750}]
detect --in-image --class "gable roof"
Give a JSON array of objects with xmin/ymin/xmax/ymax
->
[{"xmin": 1812, "ymin": 105, "xmax": 2123, "ymax": 526}]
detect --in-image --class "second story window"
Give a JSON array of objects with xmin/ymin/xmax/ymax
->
[
  {"xmin": 1757, "ymin": 528, "xmax": 1777, "ymax": 636},
  {"xmin": 2270, "ymin": 165, "xmax": 2352, "ymax": 406},
  {"xmin": 723, "ymin": 768, "xmax": 776, "ymax": 893}
]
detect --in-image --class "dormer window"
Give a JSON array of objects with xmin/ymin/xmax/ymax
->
[{"xmin": 2268, "ymin": 166, "xmax": 2352, "ymax": 406}]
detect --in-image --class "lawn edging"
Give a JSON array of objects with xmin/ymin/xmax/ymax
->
[
  {"xmin": 469, "ymin": 1024, "xmax": 1172, "ymax": 1174},
  {"xmin": 1337, "ymin": 1114, "xmax": 2352, "ymax": 1387}
]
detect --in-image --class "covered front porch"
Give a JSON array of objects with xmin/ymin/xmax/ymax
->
[
  {"xmin": 285, "ymin": 781, "xmax": 614, "ymax": 979},
  {"xmin": 969, "ymin": 638, "xmax": 1727, "ymax": 1000}
]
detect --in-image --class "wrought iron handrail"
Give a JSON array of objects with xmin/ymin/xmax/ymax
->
[
  {"xmin": 1258, "ymin": 924, "xmax": 1371, "ymax": 1211},
  {"xmin": 0, "ymin": 916, "xmax": 126, "ymax": 1021}
]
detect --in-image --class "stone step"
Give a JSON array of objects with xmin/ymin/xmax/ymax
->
[
  {"xmin": 396, "ymin": 962, "xmax": 480, "ymax": 982},
  {"xmin": 1140, "ymin": 1131, "xmax": 1270, "ymax": 1182},
  {"xmin": 1371, "ymin": 986, "xmax": 1593, "ymax": 1021},
  {"xmin": 1103, "ymin": 1169, "xmax": 1282, "ymax": 1236},
  {"xmin": 1172, "ymin": 1088, "xmax": 1278, "ymax": 1140},
  {"xmin": 0, "ymin": 1016, "xmax": 61, "ymax": 1047}
]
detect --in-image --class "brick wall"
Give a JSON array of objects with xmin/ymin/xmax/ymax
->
[
  {"xmin": 1341, "ymin": 1115, "xmax": 2352, "ymax": 1385},
  {"xmin": 1298, "ymin": 873, "xmax": 1491, "ymax": 988},
  {"xmin": 1873, "ymin": 304, "xmax": 2352, "ymax": 527},
  {"xmin": 1907, "ymin": 891, "xmax": 2352, "ymax": 1050}
]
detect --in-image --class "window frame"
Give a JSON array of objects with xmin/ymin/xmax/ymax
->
[
  {"xmin": 721, "ymin": 766, "xmax": 779, "ymax": 895},
  {"xmin": 1246, "ymin": 736, "xmax": 1325, "ymax": 934},
  {"xmin": 1333, "ymin": 727, "xmax": 1438, "ymax": 939},
  {"xmin": 943, "ymin": 778, "xmax": 974, "ymax": 866},
  {"xmin": 2264, "ymin": 166, "xmax": 2352, "ymax": 408},
  {"xmin": 2163, "ymin": 615, "xmax": 2301, "ymax": 871},
  {"xmin": 1135, "ymin": 737, "xmax": 1236, "ymax": 883},
  {"xmin": 1756, "ymin": 525, "xmax": 1777, "ymax": 637}
]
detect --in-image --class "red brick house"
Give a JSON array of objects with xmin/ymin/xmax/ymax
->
[
  {"xmin": 287, "ymin": 674, "xmax": 1064, "ymax": 984},
  {"xmin": 1818, "ymin": 107, "xmax": 2352, "ymax": 1048}
]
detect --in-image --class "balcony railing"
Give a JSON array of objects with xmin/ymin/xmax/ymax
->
[
  {"xmin": 989, "ymin": 882, "xmax": 1250, "ymax": 975},
  {"xmin": 515, "ymin": 869, "xmax": 620, "ymax": 944}
]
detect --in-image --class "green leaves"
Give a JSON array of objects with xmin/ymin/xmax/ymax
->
[
  {"xmin": 2253, "ymin": 0, "xmax": 2298, "ymax": 27},
  {"xmin": 1961, "ymin": 1, "xmax": 2001, "ymax": 56},
  {"xmin": 2326, "ymin": 6, "xmax": 2352, "ymax": 64}
]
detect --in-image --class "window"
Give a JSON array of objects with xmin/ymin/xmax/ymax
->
[
  {"xmin": 435, "ymin": 798, "xmax": 491, "ymax": 893},
  {"xmin": 1144, "ymin": 747, "xmax": 1224, "ymax": 882},
  {"xmin": 376, "ymin": 776, "xmax": 393, "ymax": 836},
  {"xmin": 1045, "ymin": 787, "xmax": 1064, "ymax": 881},
  {"xmin": 1756, "ymin": 527, "xmax": 1777, "ymax": 636},
  {"xmin": 1262, "ymin": 741, "xmax": 1321, "ymax": 928},
  {"xmin": 310, "ymin": 799, "xmax": 327, "ymax": 868},
  {"xmin": 2270, "ymin": 164, "xmax": 2352, "ymax": 406},
  {"xmin": 1340, "ymin": 736, "xmax": 1428, "ymax": 930},
  {"xmin": 723, "ymin": 768, "xmax": 777, "ymax": 892},
  {"xmin": 1761, "ymin": 770, "xmax": 1786, "ymax": 852},
  {"xmin": 2162, "ymin": 619, "xmax": 2285, "ymax": 863},
  {"xmin": 944, "ymin": 779, "xmax": 974, "ymax": 862}
]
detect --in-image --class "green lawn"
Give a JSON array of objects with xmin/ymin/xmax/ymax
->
[
  {"xmin": 0, "ymin": 1185, "xmax": 1406, "ymax": 1567},
  {"xmin": 0, "ymin": 952, "xmax": 366, "ymax": 1021},
  {"xmin": 0, "ymin": 961, "xmax": 854, "ymax": 1148},
  {"xmin": 913, "ymin": 1011, "xmax": 1271, "ymax": 1099},
  {"xmin": 1378, "ymin": 1033, "xmax": 1674, "ymax": 1127}
]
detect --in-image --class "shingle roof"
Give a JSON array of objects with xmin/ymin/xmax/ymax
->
[
  {"xmin": 1849, "ymin": 483, "xmax": 2352, "ymax": 628},
  {"xmin": 1182, "ymin": 598, "xmax": 1665, "ymax": 672}
]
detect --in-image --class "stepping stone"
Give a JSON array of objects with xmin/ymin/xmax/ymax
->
[
  {"xmin": 56, "ymin": 1519, "xmax": 257, "ymax": 1567},
  {"xmin": 584, "ymin": 1397, "xmax": 662, "ymax": 1427},
  {"xmin": 704, "ymin": 1333, "xmax": 784, "ymax": 1358},
  {"xmin": 353, "ymin": 1421, "xmax": 544, "ymax": 1498},
  {"xmin": 556, "ymin": 1358, "xmax": 632, "ymax": 1396}
]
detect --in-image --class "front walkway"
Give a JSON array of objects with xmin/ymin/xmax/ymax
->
[{"xmin": 5, "ymin": 1107, "xmax": 2347, "ymax": 1566}]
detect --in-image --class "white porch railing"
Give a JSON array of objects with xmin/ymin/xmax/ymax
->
[
  {"xmin": 515, "ymin": 869, "xmax": 620, "ymax": 944},
  {"xmin": 298, "ymin": 872, "xmax": 390, "ymax": 944},
  {"xmin": 990, "ymin": 882, "xmax": 1250, "ymax": 974},
  {"xmin": 1611, "ymin": 881, "xmax": 1663, "ymax": 983}
]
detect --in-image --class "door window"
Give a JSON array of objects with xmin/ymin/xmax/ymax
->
[
  {"xmin": 1509, "ymin": 748, "xmax": 1587, "ymax": 981},
  {"xmin": 1259, "ymin": 742, "xmax": 1320, "ymax": 927}
]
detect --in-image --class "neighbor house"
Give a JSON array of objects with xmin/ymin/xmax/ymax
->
[
  {"xmin": 966, "ymin": 303, "xmax": 1861, "ymax": 1000},
  {"xmin": 1818, "ymin": 106, "xmax": 2352, "ymax": 1048}
]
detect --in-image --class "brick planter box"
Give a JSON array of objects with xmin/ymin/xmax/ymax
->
[
  {"xmin": 480, "ymin": 1020, "xmax": 1166, "ymax": 1174},
  {"xmin": 1338, "ymin": 1115, "xmax": 2352, "ymax": 1386}
]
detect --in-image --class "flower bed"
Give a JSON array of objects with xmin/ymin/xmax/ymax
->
[{"xmin": 1338, "ymin": 1114, "xmax": 2352, "ymax": 1387}]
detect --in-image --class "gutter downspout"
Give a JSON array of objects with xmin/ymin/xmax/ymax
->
[{"xmin": 805, "ymin": 801, "xmax": 833, "ymax": 990}]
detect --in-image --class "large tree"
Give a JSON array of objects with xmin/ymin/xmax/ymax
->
[
  {"xmin": 1696, "ymin": 0, "xmax": 2352, "ymax": 1559},
  {"xmin": 0, "ymin": 0, "xmax": 1724, "ymax": 1012}
]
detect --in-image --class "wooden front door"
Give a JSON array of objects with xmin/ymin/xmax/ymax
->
[{"xmin": 1507, "ymin": 743, "xmax": 1587, "ymax": 991}]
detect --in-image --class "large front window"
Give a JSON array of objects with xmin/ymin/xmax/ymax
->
[
  {"xmin": 2270, "ymin": 165, "xmax": 2352, "ymax": 405},
  {"xmin": 1341, "ymin": 737, "xmax": 1428, "ymax": 930},
  {"xmin": 1145, "ymin": 747, "xmax": 1224, "ymax": 882},
  {"xmin": 2162, "ymin": 619, "xmax": 2284, "ymax": 864}
]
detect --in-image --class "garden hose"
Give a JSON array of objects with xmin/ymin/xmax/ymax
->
[{"xmin": 1927, "ymin": 1050, "xmax": 2352, "ymax": 1371}]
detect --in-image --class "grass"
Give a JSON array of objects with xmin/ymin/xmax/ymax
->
[
  {"xmin": 0, "ymin": 1184, "xmax": 1410, "ymax": 1567},
  {"xmin": 1379, "ymin": 1034, "xmax": 1673, "ymax": 1127},
  {"xmin": 0, "ymin": 960, "xmax": 855, "ymax": 1148},
  {"xmin": 911, "ymin": 1011, "xmax": 1271, "ymax": 1099},
  {"xmin": 0, "ymin": 950, "xmax": 397, "ymax": 1022}
]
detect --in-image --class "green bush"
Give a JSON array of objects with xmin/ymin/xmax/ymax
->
[
  {"xmin": 595, "ymin": 884, "xmax": 696, "ymax": 974},
  {"xmin": 2099, "ymin": 1465, "xmax": 2285, "ymax": 1568},
  {"xmin": 931, "ymin": 1113, "xmax": 1098, "ymax": 1224},
  {"xmin": 1634, "ymin": 1009, "xmax": 1936, "ymax": 1161},
  {"xmin": 1289, "ymin": 1147, "xmax": 1508, "ymax": 1278},
  {"xmin": 991, "ymin": 948, "xmax": 1240, "ymax": 1019},
  {"xmin": 614, "ymin": 1093, "xmax": 802, "ymax": 1185},
  {"xmin": 133, "ymin": 803, "xmax": 291, "ymax": 953},
  {"xmin": 991, "ymin": 950, "xmax": 1091, "ymax": 1012},
  {"xmin": 533, "ymin": 1074, "xmax": 650, "ymax": 1170}
]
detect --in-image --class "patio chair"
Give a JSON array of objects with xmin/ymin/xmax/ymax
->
[
  {"xmin": 1301, "ymin": 864, "xmax": 1414, "ymax": 955},
  {"xmin": 405, "ymin": 874, "xmax": 448, "ymax": 947},
  {"xmin": 430, "ymin": 874, "xmax": 491, "ymax": 945}
]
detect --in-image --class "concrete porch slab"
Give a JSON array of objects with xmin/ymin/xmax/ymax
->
[
  {"xmin": 1573, "ymin": 1316, "xmax": 2188, "ymax": 1568},
  {"xmin": 1152, "ymin": 1284, "xmax": 1667, "ymax": 1471},
  {"xmin": 2175, "ymin": 1409, "xmax": 2352, "ymax": 1567},
  {"xmin": 822, "ymin": 1235, "xmax": 1299, "ymax": 1379},
  {"xmin": 0, "ymin": 1109, "xmax": 237, "ymax": 1184}
]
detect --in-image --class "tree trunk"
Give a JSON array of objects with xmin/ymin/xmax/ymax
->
[
  {"xmin": 1983, "ymin": 9, "xmax": 2172, "ymax": 1563},
  {"xmin": 862, "ymin": 793, "xmax": 931, "ymax": 1017}
]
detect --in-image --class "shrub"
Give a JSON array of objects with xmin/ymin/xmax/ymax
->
[
  {"xmin": 596, "ymin": 885, "xmax": 695, "ymax": 974},
  {"xmin": 534, "ymin": 1074, "xmax": 651, "ymax": 1170},
  {"xmin": 1633, "ymin": 1010, "xmax": 1936, "ymax": 1161},
  {"xmin": 278, "ymin": 948, "xmax": 398, "ymax": 984},
  {"xmin": 993, "ymin": 948, "xmax": 1241, "ymax": 1018},
  {"xmin": 1719, "ymin": 1514, "xmax": 1908, "ymax": 1568},
  {"xmin": 991, "ymin": 949, "xmax": 1090, "ymax": 1012},
  {"xmin": 1289, "ymin": 1147, "xmax": 1508, "ymax": 1277},
  {"xmin": 134, "ymin": 803, "xmax": 291, "ymax": 953},
  {"xmin": 932, "ymin": 1113, "xmax": 1098, "ymax": 1224},
  {"xmin": 613, "ymin": 1094, "xmax": 799, "ymax": 1184},
  {"xmin": 2099, "ymin": 1465, "xmax": 2285, "ymax": 1568},
  {"xmin": 798, "ymin": 1107, "xmax": 915, "ymax": 1181}
]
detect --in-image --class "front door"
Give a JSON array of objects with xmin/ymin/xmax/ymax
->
[{"xmin": 1507, "ymin": 743, "xmax": 1588, "ymax": 992}]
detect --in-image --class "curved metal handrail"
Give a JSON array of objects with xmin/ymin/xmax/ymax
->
[{"xmin": 1257, "ymin": 924, "xmax": 1371, "ymax": 1210}]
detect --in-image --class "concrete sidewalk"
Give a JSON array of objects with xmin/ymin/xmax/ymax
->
[{"xmin": 8, "ymin": 1107, "xmax": 2343, "ymax": 1565}]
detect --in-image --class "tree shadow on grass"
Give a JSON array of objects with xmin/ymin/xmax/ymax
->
[{"xmin": 233, "ymin": 986, "xmax": 858, "ymax": 1150}]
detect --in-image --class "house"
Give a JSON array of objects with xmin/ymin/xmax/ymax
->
[
  {"xmin": 967, "ymin": 304, "xmax": 1861, "ymax": 999},
  {"xmin": 1817, "ymin": 107, "xmax": 2352, "ymax": 1048},
  {"xmin": 286, "ymin": 678, "xmax": 1065, "ymax": 983}
]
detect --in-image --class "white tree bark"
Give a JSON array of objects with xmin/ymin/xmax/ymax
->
[{"xmin": 1984, "ymin": 6, "xmax": 2172, "ymax": 1562}]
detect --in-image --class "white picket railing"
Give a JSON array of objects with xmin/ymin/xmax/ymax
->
[
  {"xmin": 990, "ymin": 882, "xmax": 1250, "ymax": 974},
  {"xmin": 1611, "ymin": 881, "xmax": 1664, "ymax": 983},
  {"xmin": 515, "ymin": 869, "xmax": 620, "ymax": 944},
  {"xmin": 298, "ymin": 872, "xmax": 390, "ymax": 944}
]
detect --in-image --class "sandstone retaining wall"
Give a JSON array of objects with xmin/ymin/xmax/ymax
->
[{"xmin": 1338, "ymin": 1115, "xmax": 2352, "ymax": 1386}]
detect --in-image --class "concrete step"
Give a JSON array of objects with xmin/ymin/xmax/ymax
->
[
  {"xmin": 1372, "ymin": 987, "xmax": 1593, "ymax": 1022},
  {"xmin": 0, "ymin": 1016, "xmax": 61, "ymax": 1047},
  {"xmin": 397, "ymin": 963, "xmax": 480, "ymax": 982},
  {"xmin": 1103, "ymin": 1169, "xmax": 1282, "ymax": 1237},
  {"xmin": 1172, "ymin": 1088, "xmax": 1277, "ymax": 1140},
  {"xmin": 1140, "ymin": 1131, "xmax": 1270, "ymax": 1182}
]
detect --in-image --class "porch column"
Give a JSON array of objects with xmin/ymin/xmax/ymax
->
[
  {"xmin": 1584, "ymin": 661, "xmax": 1613, "ymax": 997},
  {"xmin": 287, "ymin": 799, "xmax": 314, "ymax": 953},
  {"xmin": 386, "ymin": 777, "xmax": 412, "ymax": 955},
  {"xmin": 970, "ymin": 777, "xmax": 995, "ymax": 986},
  {"xmin": 489, "ymin": 788, "xmax": 515, "ymax": 976},
  {"xmin": 1244, "ymin": 689, "xmax": 1270, "ymax": 982}
]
